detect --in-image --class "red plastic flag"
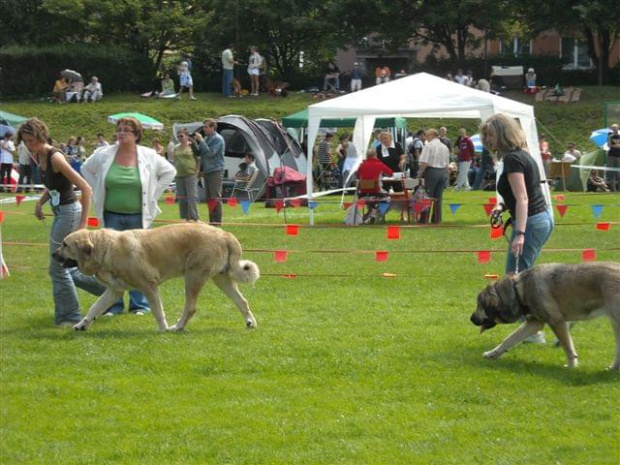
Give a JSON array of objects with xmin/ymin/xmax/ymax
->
[
  {"xmin": 490, "ymin": 226, "xmax": 504, "ymax": 239},
  {"xmin": 477, "ymin": 250, "xmax": 491, "ymax": 263},
  {"xmin": 356, "ymin": 199, "xmax": 366, "ymax": 208},
  {"xmin": 286, "ymin": 224, "xmax": 299, "ymax": 236},
  {"xmin": 343, "ymin": 202, "xmax": 352, "ymax": 210},
  {"xmin": 556, "ymin": 204, "xmax": 568, "ymax": 218},
  {"xmin": 596, "ymin": 222, "xmax": 610, "ymax": 231},
  {"xmin": 483, "ymin": 203, "xmax": 494, "ymax": 216},
  {"xmin": 207, "ymin": 199, "xmax": 218, "ymax": 213},
  {"xmin": 165, "ymin": 195, "xmax": 175, "ymax": 205},
  {"xmin": 554, "ymin": 194, "xmax": 566, "ymax": 202},
  {"xmin": 488, "ymin": 197, "xmax": 497, "ymax": 205},
  {"xmin": 15, "ymin": 195, "xmax": 25, "ymax": 206},
  {"xmin": 0, "ymin": 211, "xmax": 4, "ymax": 224},
  {"xmin": 387, "ymin": 225, "xmax": 400, "ymax": 240},
  {"xmin": 375, "ymin": 251, "xmax": 389, "ymax": 262},
  {"xmin": 274, "ymin": 250, "xmax": 288, "ymax": 262},
  {"xmin": 228, "ymin": 197, "xmax": 238, "ymax": 207},
  {"xmin": 87, "ymin": 217, "xmax": 99, "ymax": 227},
  {"xmin": 275, "ymin": 200, "xmax": 284, "ymax": 213},
  {"xmin": 290, "ymin": 198, "xmax": 301, "ymax": 208},
  {"xmin": 582, "ymin": 249, "xmax": 596, "ymax": 261}
]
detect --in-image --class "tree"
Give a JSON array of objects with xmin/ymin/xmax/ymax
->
[
  {"xmin": 337, "ymin": 0, "xmax": 513, "ymax": 63},
  {"xmin": 513, "ymin": 0, "xmax": 620, "ymax": 85}
]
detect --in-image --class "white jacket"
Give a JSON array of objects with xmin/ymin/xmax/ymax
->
[{"xmin": 82, "ymin": 144, "xmax": 176, "ymax": 228}]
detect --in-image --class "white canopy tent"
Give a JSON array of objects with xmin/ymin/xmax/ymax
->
[{"xmin": 306, "ymin": 72, "xmax": 551, "ymax": 224}]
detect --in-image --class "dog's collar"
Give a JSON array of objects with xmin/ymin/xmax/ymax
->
[{"xmin": 512, "ymin": 280, "xmax": 532, "ymax": 318}]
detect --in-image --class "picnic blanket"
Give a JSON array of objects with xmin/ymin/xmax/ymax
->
[{"xmin": 535, "ymin": 87, "xmax": 582, "ymax": 103}]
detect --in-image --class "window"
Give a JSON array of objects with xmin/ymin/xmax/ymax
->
[
  {"xmin": 561, "ymin": 38, "xmax": 591, "ymax": 69},
  {"xmin": 500, "ymin": 37, "xmax": 532, "ymax": 56}
]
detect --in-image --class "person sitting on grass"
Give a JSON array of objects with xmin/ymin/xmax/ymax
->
[
  {"xmin": 82, "ymin": 76, "xmax": 103, "ymax": 102},
  {"xmin": 587, "ymin": 169, "xmax": 610, "ymax": 192},
  {"xmin": 51, "ymin": 75, "xmax": 69, "ymax": 103}
]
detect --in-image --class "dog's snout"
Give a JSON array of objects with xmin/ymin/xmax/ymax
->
[
  {"xmin": 52, "ymin": 251, "xmax": 64, "ymax": 263},
  {"xmin": 470, "ymin": 313, "xmax": 482, "ymax": 326}
]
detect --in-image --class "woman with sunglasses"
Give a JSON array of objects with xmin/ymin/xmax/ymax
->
[
  {"xmin": 173, "ymin": 128, "xmax": 200, "ymax": 221},
  {"xmin": 81, "ymin": 117, "xmax": 176, "ymax": 316}
]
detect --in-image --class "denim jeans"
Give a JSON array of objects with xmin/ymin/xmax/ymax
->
[
  {"xmin": 50, "ymin": 202, "xmax": 106, "ymax": 325},
  {"xmin": 473, "ymin": 163, "xmax": 494, "ymax": 190},
  {"xmin": 103, "ymin": 211, "xmax": 150, "ymax": 314},
  {"xmin": 505, "ymin": 210, "xmax": 554, "ymax": 274},
  {"xmin": 222, "ymin": 69, "xmax": 233, "ymax": 97}
]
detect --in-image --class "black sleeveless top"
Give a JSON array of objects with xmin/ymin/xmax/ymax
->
[{"xmin": 40, "ymin": 148, "xmax": 77, "ymax": 205}]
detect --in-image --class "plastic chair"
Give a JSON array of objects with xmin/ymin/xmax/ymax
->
[{"xmin": 231, "ymin": 169, "xmax": 263, "ymax": 202}]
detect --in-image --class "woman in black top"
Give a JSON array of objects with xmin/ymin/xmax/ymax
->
[
  {"xmin": 377, "ymin": 131, "xmax": 405, "ymax": 192},
  {"xmin": 18, "ymin": 118, "xmax": 103, "ymax": 327},
  {"xmin": 480, "ymin": 113, "xmax": 553, "ymax": 275}
]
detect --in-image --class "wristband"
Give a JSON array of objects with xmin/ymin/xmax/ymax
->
[{"xmin": 515, "ymin": 230, "xmax": 525, "ymax": 236}]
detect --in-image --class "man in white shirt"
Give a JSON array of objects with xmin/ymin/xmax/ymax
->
[
  {"xmin": 562, "ymin": 142, "xmax": 581, "ymax": 163},
  {"xmin": 417, "ymin": 128, "xmax": 450, "ymax": 224}
]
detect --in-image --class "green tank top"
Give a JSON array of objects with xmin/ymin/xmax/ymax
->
[{"xmin": 104, "ymin": 162, "xmax": 142, "ymax": 214}]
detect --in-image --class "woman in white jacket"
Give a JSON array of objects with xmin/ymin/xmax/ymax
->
[{"xmin": 81, "ymin": 116, "xmax": 176, "ymax": 315}]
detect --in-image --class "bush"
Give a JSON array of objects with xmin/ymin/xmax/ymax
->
[{"xmin": 0, "ymin": 45, "xmax": 155, "ymax": 98}]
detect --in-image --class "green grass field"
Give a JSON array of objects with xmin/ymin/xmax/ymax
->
[
  {"xmin": 1, "ymin": 188, "xmax": 619, "ymax": 464},
  {"xmin": 1, "ymin": 89, "xmax": 619, "ymax": 464}
]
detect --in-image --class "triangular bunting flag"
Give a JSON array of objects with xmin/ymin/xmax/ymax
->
[
  {"xmin": 207, "ymin": 199, "xmax": 218, "ymax": 213},
  {"xmin": 241, "ymin": 200, "xmax": 251, "ymax": 214},
  {"xmin": 356, "ymin": 199, "xmax": 366, "ymax": 208},
  {"xmin": 582, "ymin": 249, "xmax": 596, "ymax": 261},
  {"xmin": 477, "ymin": 250, "xmax": 491, "ymax": 263},
  {"xmin": 378, "ymin": 202, "xmax": 390, "ymax": 215},
  {"xmin": 274, "ymin": 250, "xmax": 288, "ymax": 262},
  {"xmin": 290, "ymin": 199, "xmax": 301, "ymax": 208},
  {"xmin": 165, "ymin": 196, "xmax": 175, "ymax": 205},
  {"xmin": 375, "ymin": 251, "xmax": 389, "ymax": 262},
  {"xmin": 343, "ymin": 202, "xmax": 352, "ymax": 210},
  {"xmin": 449, "ymin": 203, "xmax": 461, "ymax": 215},
  {"xmin": 275, "ymin": 200, "xmax": 284, "ymax": 213},
  {"xmin": 483, "ymin": 203, "xmax": 494, "ymax": 216},
  {"xmin": 15, "ymin": 195, "xmax": 25, "ymax": 206},
  {"xmin": 554, "ymin": 194, "xmax": 566, "ymax": 202},
  {"xmin": 556, "ymin": 204, "xmax": 568, "ymax": 218},
  {"xmin": 591, "ymin": 204, "xmax": 604, "ymax": 219},
  {"xmin": 228, "ymin": 197, "xmax": 238, "ymax": 207},
  {"xmin": 488, "ymin": 197, "xmax": 497, "ymax": 205},
  {"xmin": 386, "ymin": 225, "xmax": 400, "ymax": 240},
  {"xmin": 308, "ymin": 201, "xmax": 318, "ymax": 210}
]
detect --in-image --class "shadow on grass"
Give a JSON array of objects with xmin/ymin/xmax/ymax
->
[
  {"xmin": 1, "ymin": 315, "xmax": 238, "ymax": 340},
  {"xmin": 465, "ymin": 348, "xmax": 619, "ymax": 386}
]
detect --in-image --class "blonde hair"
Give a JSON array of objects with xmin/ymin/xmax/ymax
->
[
  {"xmin": 479, "ymin": 113, "xmax": 527, "ymax": 159},
  {"xmin": 17, "ymin": 118, "xmax": 50, "ymax": 144}
]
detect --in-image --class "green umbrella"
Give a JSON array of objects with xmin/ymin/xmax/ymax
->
[
  {"xmin": 0, "ymin": 110, "xmax": 28, "ymax": 127},
  {"xmin": 107, "ymin": 112, "xmax": 164, "ymax": 130}
]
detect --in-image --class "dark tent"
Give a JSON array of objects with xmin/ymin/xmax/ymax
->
[{"xmin": 255, "ymin": 119, "xmax": 308, "ymax": 176}]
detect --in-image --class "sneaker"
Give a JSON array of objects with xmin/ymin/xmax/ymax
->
[
  {"xmin": 190, "ymin": 96, "xmax": 197, "ymax": 100},
  {"xmin": 134, "ymin": 311, "xmax": 145, "ymax": 316},
  {"xmin": 523, "ymin": 331, "xmax": 546, "ymax": 344},
  {"xmin": 102, "ymin": 312, "xmax": 115, "ymax": 317}
]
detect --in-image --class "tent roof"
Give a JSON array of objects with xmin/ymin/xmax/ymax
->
[
  {"xmin": 283, "ymin": 108, "xmax": 407, "ymax": 129},
  {"xmin": 307, "ymin": 72, "xmax": 534, "ymax": 120},
  {"xmin": 0, "ymin": 110, "xmax": 28, "ymax": 127}
]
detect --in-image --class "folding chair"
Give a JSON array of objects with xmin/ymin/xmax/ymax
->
[
  {"xmin": 356, "ymin": 179, "xmax": 389, "ymax": 224},
  {"xmin": 231, "ymin": 170, "xmax": 263, "ymax": 202}
]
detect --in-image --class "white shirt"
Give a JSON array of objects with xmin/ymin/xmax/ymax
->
[
  {"xmin": 81, "ymin": 144, "xmax": 176, "ymax": 228},
  {"xmin": 419, "ymin": 138, "xmax": 450, "ymax": 168},
  {"xmin": 0, "ymin": 139, "xmax": 15, "ymax": 164},
  {"xmin": 18, "ymin": 141, "xmax": 32, "ymax": 165}
]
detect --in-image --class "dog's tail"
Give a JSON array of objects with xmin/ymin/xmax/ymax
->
[{"xmin": 227, "ymin": 236, "xmax": 260, "ymax": 285}]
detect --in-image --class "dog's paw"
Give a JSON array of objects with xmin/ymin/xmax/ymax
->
[
  {"xmin": 483, "ymin": 350, "xmax": 501, "ymax": 360},
  {"xmin": 166, "ymin": 324, "xmax": 183, "ymax": 332},
  {"xmin": 246, "ymin": 318, "xmax": 257, "ymax": 329},
  {"xmin": 73, "ymin": 319, "xmax": 89, "ymax": 331}
]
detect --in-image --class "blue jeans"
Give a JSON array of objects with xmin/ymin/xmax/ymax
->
[
  {"xmin": 505, "ymin": 210, "xmax": 554, "ymax": 274},
  {"xmin": 103, "ymin": 211, "xmax": 150, "ymax": 314},
  {"xmin": 473, "ymin": 163, "xmax": 494, "ymax": 190},
  {"xmin": 50, "ymin": 202, "xmax": 106, "ymax": 325},
  {"xmin": 222, "ymin": 69, "xmax": 233, "ymax": 97}
]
